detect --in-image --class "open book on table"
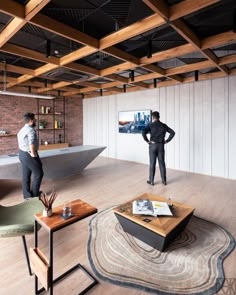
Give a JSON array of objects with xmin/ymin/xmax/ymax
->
[{"xmin": 132, "ymin": 199, "xmax": 173, "ymax": 217}]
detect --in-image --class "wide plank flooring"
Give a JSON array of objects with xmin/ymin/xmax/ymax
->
[{"xmin": 0, "ymin": 156, "xmax": 235, "ymax": 295}]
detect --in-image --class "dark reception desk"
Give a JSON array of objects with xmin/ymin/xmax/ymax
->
[{"xmin": 0, "ymin": 145, "xmax": 106, "ymax": 179}]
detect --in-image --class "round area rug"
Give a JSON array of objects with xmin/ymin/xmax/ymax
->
[{"xmin": 87, "ymin": 207, "xmax": 235, "ymax": 295}]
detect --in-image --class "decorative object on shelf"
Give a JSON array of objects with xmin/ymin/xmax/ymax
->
[
  {"xmin": 41, "ymin": 106, "xmax": 45, "ymax": 114},
  {"xmin": 45, "ymin": 107, "xmax": 50, "ymax": 114},
  {"xmin": 39, "ymin": 191, "xmax": 58, "ymax": 217},
  {"xmin": 58, "ymin": 121, "xmax": 62, "ymax": 128},
  {"xmin": 44, "ymin": 141, "xmax": 48, "ymax": 145},
  {"xmin": 39, "ymin": 119, "xmax": 47, "ymax": 129},
  {"xmin": 58, "ymin": 134, "xmax": 62, "ymax": 143},
  {"xmin": 54, "ymin": 119, "xmax": 58, "ymax": 129},
  {"xmin": 0, "ymin": 130, "xmax": 7, "ymax": 135}
]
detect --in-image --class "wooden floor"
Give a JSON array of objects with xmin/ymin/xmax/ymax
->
[{"xmin": 0, "ymin": 156, "xmax": 235, "ymax": 295}]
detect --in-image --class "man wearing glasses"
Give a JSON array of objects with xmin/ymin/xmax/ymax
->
[{"xmin": 17, "ymin": 112, "xmax": 44, "ymax": 200}]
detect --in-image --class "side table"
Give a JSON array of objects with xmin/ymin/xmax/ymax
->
[{"xmin": 31, "ymin": 199, "xmax": 98, "ymax": 295}]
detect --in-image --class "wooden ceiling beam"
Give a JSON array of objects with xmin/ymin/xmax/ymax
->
[
  {"xmin": 166, "ymin": 60, "xmax": 214, "ymax": 75},
  {"xmin": 140, "ymin": 43, "xmax": 195, "ymax": 64},
  {"xmin": 99, "ymin": 14, "xmax": 166, "ymax": 49},
  {"xmin": 201, "ymin": 31, "xmax": 236, "ymax": 49},
  {"xmin": 60, "ymin": 47, "xmax": 97, "ymax": 66},
  {"xmin": 132, "ymin": 81, "xmax": 150, "ymax": 88},
  {"xmin": 100, "ymin": 62, "xmax": 136, "ymax": 76},
  {"xmin": 30, "ymin": 13, "xmax": 99, "ymax": 48},
  {"xmin": 219, "ymin": 54, "xmax": 236, "ymax": 65},
  {"xmin": 34, "ymin": 64, "xmax": 58, "ymax": 76},
  {"xmin": 63, "ymin": 62, "xmax": 99, "ymax": 76},
  {"xmin": 36, "ymin": 81, "xmax": 71, "ymax": 93},
  {"xmin": 103, "ymin": 47, "xmax": 140, "ymax": 65},
  {"xmin": 168, "ymin": 74, "xmax": 183, "ymax": 82},
  {"xmin": 108, "ymin": 87, "xmax": 123, "ymax": 93},
  {"xmin": 106, "ymin": 74, "xmax": 129, "ymax": 83},
  {"xmin": 0, "ymin": 0, "xmax": 50, "ymax": 47},
  {"xmin": 0, "ymin": 18, "xmax": 26, "ymax": 48},
  {"xmin": 25, "ymin": 0, "xmax": 51, "ymax": 20},
  {"xmin": 142, "ymin": 64, "xmax": 165, "ymax": 75},
  {"xmin": 126, "ymin": 86, "xmax": 144, "ymax": 93},
  {"xmin": 0, "ymin": 63, "xmax": 35, "ymax": 76},
  {"xmin": 0, "ymin": 75, "xmax": 18, "ymax": 83},
  {"xmin": 77, "ymin": 81, "xmax": 102, "ymax": 89},
  {"xmin": 169, "ymin": 19, "xmax": 228, "ymax": 74},
  {"xmin": 101, "ymin": 80, "xmax": 123, "ymax": 88},
  {"xmin": 143, "ymin": 0, "xmax": 169, "ymax": 19},
  {"xmin": 144, "ymin": 1, "xmax": 228, "ymax": 76},
  {"xmin": 1, "ymin": 43, "xmax": 60, "ymax": 65}
]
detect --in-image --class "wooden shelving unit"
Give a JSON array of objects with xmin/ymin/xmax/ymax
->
[{"xmin": 36, "ymin": 97, "xmax": 67, "ymax": 149}]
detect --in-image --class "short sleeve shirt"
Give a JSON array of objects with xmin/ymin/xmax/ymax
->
[{"xmin": 17, "ymin": 124, "xmax": 39, "ymax": 152}]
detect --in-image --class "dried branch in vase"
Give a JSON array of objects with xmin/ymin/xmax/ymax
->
[{"xmin": 39, "ymin": 191, "xmax": 58, "ymax": 211}]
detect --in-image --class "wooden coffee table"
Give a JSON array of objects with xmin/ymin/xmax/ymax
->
[{"xmin": 113, "ymin": 193, "xmax": 194, "ymax": 251}]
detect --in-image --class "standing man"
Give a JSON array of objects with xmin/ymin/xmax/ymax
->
[
  {"xmin": 17, "ymin": 113, "xmax": 44, "ymax": 200},
  {"xmin": 142, "ymin": 111, "xmax": 175, "ymax": 186}
]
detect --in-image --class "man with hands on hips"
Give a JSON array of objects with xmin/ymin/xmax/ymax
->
[
  {"xmin": 142, "ymin": 111, "xmax": 175, "ymax": 186},
  {"xmin": 17, "ymin": 112, "xmax": 44, "ymax": 200}
]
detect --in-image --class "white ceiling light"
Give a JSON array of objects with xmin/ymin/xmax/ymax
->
[
  {"xmin": 0, "ymin": 90, "xmax": 55, "ymax": 99},
  {"xmin": 0, "ymin": 61, "xmax": 55, "ymax": 99}
]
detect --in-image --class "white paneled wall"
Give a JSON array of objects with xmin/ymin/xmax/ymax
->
[{"xmin": 83, "ymin": 76, "xmax": 236, "ymax": 179}]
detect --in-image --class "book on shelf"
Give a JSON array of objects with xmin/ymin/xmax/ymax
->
[{"xmin": 132, "ymin": 199, "xmax": 173, "ymax": 217}]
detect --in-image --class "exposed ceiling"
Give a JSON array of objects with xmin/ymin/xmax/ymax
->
[{"xmin": 0, "ymin": 0, "xmax": 236, "ymax": 99}]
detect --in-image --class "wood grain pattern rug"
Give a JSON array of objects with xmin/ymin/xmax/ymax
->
[{"xmin": 87, "ymin": 207, "xmax": 235, "ymax": 295}]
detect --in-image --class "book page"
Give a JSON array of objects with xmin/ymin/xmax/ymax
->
[
  {"xmin": 132, "ymin": 199, "xmax": 154, "ymax": 216},
  {"xmin": 152, "ymin": 201, "xmax": 173, "ymax": 216}
]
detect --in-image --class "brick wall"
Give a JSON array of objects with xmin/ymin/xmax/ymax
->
[{"xmin": 0, "ymin": 94, "xmax": 83, "ymax": 155}]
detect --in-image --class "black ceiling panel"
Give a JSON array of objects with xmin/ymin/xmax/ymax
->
[
  {"xmin": 12, "ymin": 58, "xmax": 45, "ymax": 69},
  {"xmin": 92, "ymin": 77, "xmax": 114, "ymax": 83},
  {"xmin": 41, "ymin": 0, "xmax": 153, "ymax": 39},
  {"xmin": 116, "ymin": 25, "xmax": 187, "ymax": 58},
  {"xmin": 225, "ymin": 62, "xmax": 236, "ymax": 70},
  {"xmin": 13, "ymin": 0, "xmax": 30, "ymax": 4},
  {"xmin": 0, "ymin": 52, "xmax": 17, "ymax": 63},
  {"xmin": 77, "ymin": 51, "xmax": 123, "ymax": 70},
  {"xmin": 178, "ymin": 57, "xmax": 207, "ymax": 64},
  {"xmin": 166, "ymin": 0, "xmax": 184, "ymax": 5},
  {"xmin": 40, "ymin": 68, "xmax": 90, "ymax": 82},
  {"xmin": 0, "ymin": 12, "xmax": 13, "ymax": 28},
  {"xmin": 183, "ymin": 0, "xmax": 234, "ymax": 39},
  {"xmin": 9, "ymin": 23, "xmax": 82, "ymax": 58}
]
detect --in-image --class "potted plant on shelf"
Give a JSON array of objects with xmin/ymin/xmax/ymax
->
[{"xmin": 39, "ymin": 119, "xmax": 47, "ymax": 129}]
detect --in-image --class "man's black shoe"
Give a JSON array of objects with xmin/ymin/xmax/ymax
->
[
  {"xmin": 147, "ymin": 180, "xmax": 154, "ymax": 186},
  {"xmin": 162, "ymin": 180, "xmax": 167, "ymax": 185}
]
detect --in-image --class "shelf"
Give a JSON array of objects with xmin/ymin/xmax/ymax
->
[
  {"xmin": 30, "ymin": 247, "xmax": 50, "ymax": 291},
  {"xmin": 38, "ymin": 128, "xmax": 64, "ymax": 131},
  {"xmin": 0, "ymin": 134, "xmax": 17, "ymax": 137},
  {"xmin": 36, "ymin": 113, "xmax": 63, "ymax": 115}
]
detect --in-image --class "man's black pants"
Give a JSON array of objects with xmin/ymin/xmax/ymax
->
[
  {"xmin": 149, "ymin": 143, "xmax": 166, "ymax": 183},
  {"xmin": 19, "ymin": 150, "xmax": 44, "ymax": 199}
]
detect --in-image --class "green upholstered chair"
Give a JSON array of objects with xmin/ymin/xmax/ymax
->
[{"xmin": 0, "ymin": 198, "xmax": 43, "ymax": 275}]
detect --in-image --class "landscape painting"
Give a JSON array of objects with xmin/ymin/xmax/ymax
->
[{"xmin": 118, "ymin": 110, "xmax": 151, "ymax": 134}]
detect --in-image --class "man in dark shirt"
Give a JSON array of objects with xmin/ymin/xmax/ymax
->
[{"xmin": 142, "ymin": 111, "xmax": 175, "ymax": 186}]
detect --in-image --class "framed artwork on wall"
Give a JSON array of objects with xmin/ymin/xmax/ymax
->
[{"xmin": 118, "ymin": 110, "xmax": 152, "ymax": 134}]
